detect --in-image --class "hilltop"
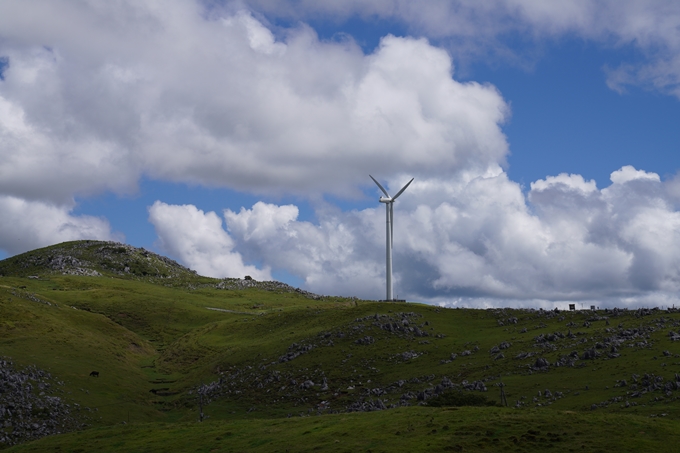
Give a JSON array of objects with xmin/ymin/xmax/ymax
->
[
  {"xmin": 0, "ymin": 240, "xmax": 322, "ymax": 297},
  {"xmin": 2, "ymin": 241, "xmax": 680, "ymax": 452},
  {"xmin": 0, "ymin": 240, "xmax": 195, "ymax": 279}
]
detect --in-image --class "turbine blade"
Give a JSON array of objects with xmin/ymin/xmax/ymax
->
[
  {"xmin": 369, "ymin": 175, "xmax": 390, "ymax": 198},
  {"xmin": 390, "ymin": 202, "xmax": 394, "ymax": 249},
  {"xmin": 392, "ymin": 178, "xmax": 414, "ymax": 201}
]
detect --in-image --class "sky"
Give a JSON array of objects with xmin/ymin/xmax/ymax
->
[{"xmin": 1, "ymin": 0, "xmax": 680, "ymax": 308}]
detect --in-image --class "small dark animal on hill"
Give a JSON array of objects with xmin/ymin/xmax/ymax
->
[{"xmin": 89, "ymin": 371, "xmax": 99, "ymax": 377}]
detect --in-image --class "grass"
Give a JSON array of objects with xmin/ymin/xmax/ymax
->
[
  {"xmin": 6, "ymin": 407, "xmax": 680, "ymax": 452},
  {"xmin": 2, "ymin": 240, "xmax": 680, "ymax": 451}
]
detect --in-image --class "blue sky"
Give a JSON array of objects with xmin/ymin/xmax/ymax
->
[{"xmin": 2, "ymin": 1, "xmax": 680, "ymax": 307}]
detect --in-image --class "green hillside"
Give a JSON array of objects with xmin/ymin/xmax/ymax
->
[{"xmin": 2, "ymin": 241, "xmax": 680, "ymax": 451}]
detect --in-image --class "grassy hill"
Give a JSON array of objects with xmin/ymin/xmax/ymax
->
[{"xmin": 2, "ymin": 240, "xmax": 680, "ymax": 451}]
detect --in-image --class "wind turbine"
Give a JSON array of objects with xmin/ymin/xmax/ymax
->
[{"xmin": 370, "ymin": 175, "xmax": 414, "ymax": 301}]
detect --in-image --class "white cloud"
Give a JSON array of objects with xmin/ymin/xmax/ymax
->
[
  {"xmin": 244, "ymin": 0, "xmax": 680, "ymax": 97},
  {"xmin": 148, "ymin": 201, "xmax": 270, "ymax": 280},
  {"xmin": 530, "ymin": 173, "xmax": 598, "ymax": 194},
  {"xmin": 149, "ymin": 165, "xmax": 680, "ymax": 307},
  {"xmin": 0, "ymin": 1, "xmax": 508, "ymax": 202},
  {"xmin": 224, "ymin": 201, "xmax": 384, "ymax": 296},
  {"xmin": 0, "ymin": 196, "xmax": 117, "ymax": 255},
  {"xmin": 0, "ymin": 94, "xmax": 139, "ymax": 204},
  {"xmin": 609, "ymin": 165, "xmax": 660, "ymax": 184}
]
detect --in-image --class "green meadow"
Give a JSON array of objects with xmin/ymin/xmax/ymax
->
[{"xmin": 1, "ymin": 241, "xmax": 680, "ymax": 451}]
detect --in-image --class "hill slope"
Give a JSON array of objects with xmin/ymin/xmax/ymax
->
[{"xmin": 2, "ymin": 241, "xmax": 680, "ymax": 451}]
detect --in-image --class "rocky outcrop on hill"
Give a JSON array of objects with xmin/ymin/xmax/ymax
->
[
  {"xmin": 0, "ymin": 358, "xmax": 85, "ymax": 447},
  {"xmin": 0, "ymin": 240, "xmax": 196, "ymax": 279},
  {"xmin": 0, "ymin": 241, "xmax": 327, "ymax": 299},
  {"xmin": 215, "ymin": 278, "xmax": 325, "ymax": 299}
]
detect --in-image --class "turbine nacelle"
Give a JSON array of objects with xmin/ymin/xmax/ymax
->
[{"xmin": 379, "ymin": 197, "xmax": 392, "ymax": 203}]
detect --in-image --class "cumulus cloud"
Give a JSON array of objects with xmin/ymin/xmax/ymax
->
[
  {"xmin": 0, "ymin": 94, "xmax": 138, "ymax": 204},
  {"xmin": 147, "ymin": 165, "xmax": 680, "ymax": 307},
  {"xmin": 0, "ymin": 196, "xmax": 116, "ymax": 255},
  {"xmin": 148, "ymin": 201, "xmax": 270, "ymax": 280},
  {"xmin": 245, "ymin": 0, "xmax": 680, "ymax": 97},
  {"xmin": 224, "ymin": 200, "xmax": 385, "ymax": 296},
  {"xmin": 0, "ymin": 1, "xmax": 508, "ymax": 202},
  {"xmin": 609, "ymin": 165, "xmax": 661, "ymax": 184}
]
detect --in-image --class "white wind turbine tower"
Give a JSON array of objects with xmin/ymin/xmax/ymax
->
[{"xmin": 370, "ymin": 175, "xmax": 414, "ymax": 301}]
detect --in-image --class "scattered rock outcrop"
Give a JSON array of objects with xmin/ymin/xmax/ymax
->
[
  {"xmin": 279, "ymin": 343, "xmax": 315, "ymax": 363},
  {"xmin": 0, "ymin": 358, "xmax": 85, "ymax": 447},
  {"xmin": 215, "ymin": 279, "xmax": 325, "ymax": 299}
]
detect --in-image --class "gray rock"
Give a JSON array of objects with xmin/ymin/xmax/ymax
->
[
  {"xmin": 355, "ymin": 336, "xmax": 375, "ymax": 345},
  {"xmin": 533, "ymin": 357, "xmax": 550, "ymax": 368},
  {"xmin": 299, "ymin": 380, "xmax": 315, "ymax": 390},
  {"xmin": 582, "ymin": 348, "xmax": 598, "ymax": 360}
]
